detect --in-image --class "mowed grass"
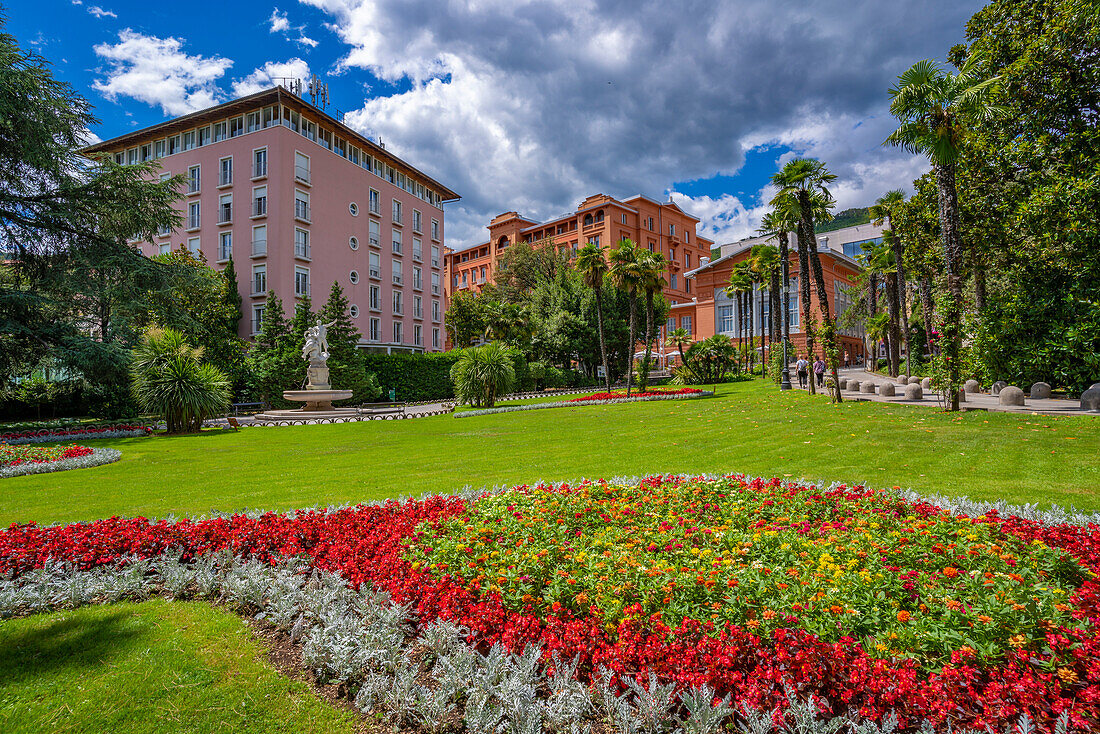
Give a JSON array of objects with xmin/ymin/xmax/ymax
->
[
  {"xmin": 0, "ymin": 599, "xmax": 360, "ymax": 734},
  {"xmin": 2, "ymin": 379, "xmax": 1098, "ymax": 526}
]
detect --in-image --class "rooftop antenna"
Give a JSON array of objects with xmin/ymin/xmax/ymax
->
[
  {"xmin": 275, "ymin": 77, "xmax": 303, "ymax": 97},
  {"xmin": 307, "ymin": 74, "xmax": 330, "ymax": 110}
]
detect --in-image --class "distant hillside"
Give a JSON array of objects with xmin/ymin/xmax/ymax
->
[{"xmin": 816, "ymin": 207, "xmax": 870, "ymax": 233}]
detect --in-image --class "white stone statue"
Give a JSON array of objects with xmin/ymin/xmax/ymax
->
[{"xmin": 302, "ymin": 319, "xmax": 337, "ymax": 365}]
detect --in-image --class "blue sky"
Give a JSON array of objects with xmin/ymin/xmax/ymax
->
[{"xmin": 5, "ymin": 0, "xmax": 981, "ymax": 247}]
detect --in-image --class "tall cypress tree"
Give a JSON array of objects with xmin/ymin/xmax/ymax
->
[
  {"xmin": 245, "ymin": 291, "xmax": 291, "ymax": 405},
  {"xmin": 221, "ymin": 256, "xmax": 243, "ymax": 337},
  {"xmin": 318, "ymin": 281, "xmax": 379, "ymax": 401}
]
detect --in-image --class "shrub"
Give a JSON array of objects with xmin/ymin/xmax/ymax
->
[
  {"xmin": 450, "ymin": 342, "xmax": 516, "ymax": 408},
  {"xmin": 130, "ymin": 328, "xmax": 231, "ymax": 434},
  {"xmin": 359, "ymin": 353, "xmax": 458, "ymax": 402}
]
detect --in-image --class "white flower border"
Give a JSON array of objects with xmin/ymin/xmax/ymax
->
[
  {"xmin": 4, "ymin": 428, "xmax": 151, "ymax": 445},
  {"xmin": 454, "ymin": 390, "xmax": 714, "ymax": 418},
  {"xmin": 0, "ymin": 447, "xmax": 121, "ymax": 479}
]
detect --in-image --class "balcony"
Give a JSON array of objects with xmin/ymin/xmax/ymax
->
[
  {"xmin": 392, "ymin": 274, "xmax": 403, "ymax": 286},
  {"xmin": 187, "ymin": 215, "xmax": 200, "ymax": 230},
  {"xmin": 294, "ymin": 165, "xmax": 311, "ymax": 185},
  {"xmin": 252, "ymin": 161, "xmax": 267, "ymax": 179},
  {"xmin": 251, "ymin": 239, "xmax": 267, "ymax": 257},
  {"xmin": 251, "ymin": 280, "xmax": 266, "ymax": 296},
  {"xmin": 218, "ymin": 205, "xmax": 232, "ymax": 225},
  {"xmin": 294, "ymin": 201, "xmax": 311, "ymax": 223},
  {"xmin": 294, "ymin": 243, "xmax": 311, "ymax": 261},
  {"xmin": 369, "ymin": 267, "xmax": 380, "ymax": 279},
  {"xmin": 218, "ymin": 171, "xmax": 232, "ymax": 187},
  {"xmin": 252, "ymin": 199, "xmax": 267, "ymax": 217},
  {"xmin": 187, "ymin": 180, "xmax": 200, "ymax": 195}
]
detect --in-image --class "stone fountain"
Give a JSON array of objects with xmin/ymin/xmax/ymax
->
[{"xmin": 256, "ymin": 320, "xmax": 356, "ymax": 420}]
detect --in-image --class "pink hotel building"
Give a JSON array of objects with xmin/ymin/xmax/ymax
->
[{"xmin": 81, "ymin": 86, "xmax": 460, "ymax": 352}]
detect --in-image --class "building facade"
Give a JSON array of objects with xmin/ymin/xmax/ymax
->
[
  {"xmin": 81, "ymin": 86, "xmax": 459, "ymax": 353},
  {"xmin": 685, "ymin": 222, "xmax": 880, "ymax": 362},
  {"xmin": 444, "ymin": 194, "xmax": 715, "ymax": 311}
]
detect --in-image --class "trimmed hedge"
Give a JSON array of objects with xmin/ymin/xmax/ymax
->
[{"xmin": 359, "ymin": 352, "xmax": 459, "ymax": 402}]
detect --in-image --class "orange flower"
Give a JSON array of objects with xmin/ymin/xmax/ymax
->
[
  {"xmin": 829, "ymin": 605, "xmax": 844, "ymax": 614},
  {"xmin": 942, "ymin": 567, "xmax": 960, "ymax": 578},
  {"xmin": 1057, "ymin": 667, "xmax": 1079, "ymax": 684},
  {"xmin": 977, "ymin": 614, "xmax": 993, "ymax": 623},
  {"xmin": 762, "ymin": 610, "xmax": 776, "ymax": 620},
  {"xmin": 897, "ymin": 611, "xmax": 911, "ymax": 623}
]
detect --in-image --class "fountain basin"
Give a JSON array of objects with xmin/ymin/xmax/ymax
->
[{"xmin": 255, "ymin": 389, "xmax": 356, "ymax": 421}]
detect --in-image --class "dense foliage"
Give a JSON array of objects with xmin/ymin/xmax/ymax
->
[
  {"xmin": 129, "ymin": 328, "xmax": 230, "ymax": 434},
  {"xmin": 360, "ymin": 352, "xmax": 459, "ymax": 402},
  {"xmin": 1, "ymin": 475, "xmax": 1098, "ymax": 731},
  {"xmin": 450, "ymin": 342, "xmax": 517, "ymax": 408}
]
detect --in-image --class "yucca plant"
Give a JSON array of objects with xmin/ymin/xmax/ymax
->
[
  {"xmin": 130, "ymin": 327, "xmax": 231, "ymax": 433},
  {"xmin": 450, "ymin": 341, "xmax": 517, "ymax": 408}
]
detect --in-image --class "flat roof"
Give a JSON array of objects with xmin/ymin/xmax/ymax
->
[{"xmin": 80, "ymin": 86, "xmax": 460, "ymax": 202}]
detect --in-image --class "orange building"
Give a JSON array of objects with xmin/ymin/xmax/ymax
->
[
  {"xmin": 444, "ymin": 194, "xmax": 714, "ymax": 310},
  {"xmin": 686, "ymin": 224, "xmax": 873, "ymax": 363}
]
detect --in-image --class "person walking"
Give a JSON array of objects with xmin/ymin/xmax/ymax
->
[
  {"xmin": 795, "ymin": 355, "xmax": 809, "ymax": 389},
  {"xmin": 843, "ymin": 350, "xmax": 850, "ymax": 368},
  {"xmin": 813, "ymin": 357, "xmax": 826, "ymax": 387}
]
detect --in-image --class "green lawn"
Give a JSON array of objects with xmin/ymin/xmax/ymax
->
[
  {"xmin": 3, "ymin": 379, "xmax": 1098, "ymax": 526},
  {"xmin": 0, "ymin": 599, "xmax": 360, "ymax": 734}
]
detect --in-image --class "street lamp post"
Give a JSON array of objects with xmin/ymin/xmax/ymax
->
[{"xmin": 780, "ymin": 255, "xmax": 792, "ymax": 390}]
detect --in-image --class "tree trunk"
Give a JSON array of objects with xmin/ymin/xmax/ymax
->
[
  {"xmin": 625, "ymin": 291, "xmax": 637, "ymax": 397},
  {"xmin": 758, "ymin": 284, "xmax": 766, "ymax": 377},
  {"xmin": 866, "ymin": 272, "xmax": 878, "ymax": 373},
  {"xmin": 892, "ymin": 233, "xmax": 910, "ymax": 377},
  {"xmin": 887, "ymin": 273, "xmax": 901, "ymax": 377},
  {"xmin": 770, "ymin": 268, "xmax": 781, "ymax": 370},
  {"xmin": 594, "ymin": 285, "xmax": 611, "ymax": 392},
  {"xmin": 795, "ymin": 227, "xmax": 816, "ymax": 394},
  {"xmin": 921, "ymin": 275, "xmax": 935, "ymax": 359},
  {"xmin": 779, "ymin": 232, "xmax": 791, "ymax": 373},
  {"xmin": 974, "ymin": 266, "xmax": 987, "ymax": 313},
  {"xmin": 641, "ymin": 289, "xmax": 655, "ymax": 392},
  {"xmin": 800, "ymin": 194, "xmax": 840, "ymax": 401},
  {"xmin": 934, "ymin": 161, "xmax": 964, "ymax": 412}
]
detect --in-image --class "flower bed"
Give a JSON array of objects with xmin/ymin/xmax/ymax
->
[
  {"xmin": 455, "ymin": 390, "xmax": 713, "ymax": 418},
  {"xmin": 1, "ymin": 424, "xmax": 153, "ymax": 445},
  {"xmin": 0, "ymin": 445, "xmax": 121, "ymax": 478},
  {"xmin": 569, "ymin": 388, "xmax": 703, "ymax": 402},
  {"xmin": 1, "ymin": 476, "xmax": 1098, "ymax": 731}
]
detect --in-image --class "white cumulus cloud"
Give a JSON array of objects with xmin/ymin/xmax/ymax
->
[
  {"xmin": 92, "ymin": 30, "xmax": 233, "ymax": 116},
  {"xmin": 268, "ymin": 8, "xmax": 290, "ymax": 33},
  {"xmin": 232, "ymin": 58, "xmax": 312, "ymax": 97}
]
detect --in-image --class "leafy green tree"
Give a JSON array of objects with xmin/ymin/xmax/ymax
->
[
  {"xmin": 608, "ymin": 239, "xmax": 642, "ymax": 396},
  {"xmin": 636, "ymin": 249, "xmax": 667, "ymax": 391},
  {"xmin": 130, "ymin": 328, "xmax": 230, "ymax": 433},
  {"xmin": 725, "ymin": 263, "xmax": 754, "ymax": 376},
  {"xmin": 886, "ymin": 55, "xmax": 1003, "ymax": 409},
  {"xmin": 748, "ymin": 244, "xmax": 779, "ymax": 377},
  {"xmin": 245, "ymin": 291, "xmax": 293, "ymax": 406},
  {"xmin": 575, "ymin": 242, "xmax": 612, "ymax": 392},
  {"xmin": 870, "ymin": 190, "xmax": 911, "ymax": 375},
  {"xmin": 445, "ymin": 289, "xmax": 487, "ymax": 348},
  {"xmin": 666, "ymin": 327, "xmax": 692, "ymax": 367}
]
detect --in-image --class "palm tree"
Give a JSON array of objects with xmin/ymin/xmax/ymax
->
[
  {"xmin": 748, "ymin": 244, "xmax": 779, "ymax": 377},
  {"xmin": 636, "ymin": 249, "xmax": 667, "ymax": 392},
  {"xmin": 450, "ymin": 341, "xmax": 516, "ymax": 408},
  {"xmin": 772, "ymin": 159, "xmax": 840, "ymax": 400},
  {"xmin": 609, "ymin": 239, "xmax": 642, "ymax": 397},
  {"xmin": 758, "ymin": 208, "xmax": 797, "ymax": 372},
  {"xmin": 575, "ymin": 242, "xmax": 612, "ymax": 392},
  {"xmin": 666, "ymin": 327, "xmax": 692, "ymax": 367},
  {"xmin": 130, "ymin": 327, "xmax": 231, "ymax": 434},
  {"xmin": 870, "ymin": 189, "xmax": 911, "ymax": 375},
  {"xmin": 725, "ymin": 262, "xmax": 753, "ymax": 374},
  {"xmin": 886, "ymin": 55, "xmax": 1004, "ymax": 410},
  {"xmin": 862, "ymin": 239, "xmax": 900, "ymax": 375}
]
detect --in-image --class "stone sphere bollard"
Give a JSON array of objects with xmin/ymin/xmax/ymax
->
[
  {"xmin": 908, "ymin": 376, "xmax": 922, "ymax": 385},
  {"xmin": 860, "ymin": 382, "xmax": 876, "ymax": 394},
  {"xmin": 879, "ymin": 382, "xmax": 896, "ymax": 397},
  {"xmin": 847, "ymin": 380, "xmax": 860, "ymax": 392},
  {"xmin": 921, "ymin": 377, "xmax": 932, "ymax": 390},
  {"xmin": 897, "ymin": 375, "xmax": 909, "ymax": 384},
  {"xmin": 992, "ymin": 380, "xmax": 1008, "ymax": 395},
  {"xmin": 999, "ymin": 386, "xmax": 1025, "ymax": 406},
  {"xmin": 1080, "ymin": 387, "xmax": 1100, "ymax": 412},
  {"xmin": 904, "ymin": 383, "xmax": 923, "ymax": 400},
  {"xmin": 964, "ymin": 379, "xmax": 981, "ymax": 393},
  {"xmin": 1030, "ymin": 382, "xmax": 1052, "ymax": 399}
]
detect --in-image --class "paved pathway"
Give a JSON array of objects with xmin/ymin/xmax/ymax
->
[
  {"xmin": 209, "ymin": 402, "xmax": 454, "ymax": 427},
  {"xmin": 790, "ymin": 368, "xmax": 1096, "ymax": 417}
]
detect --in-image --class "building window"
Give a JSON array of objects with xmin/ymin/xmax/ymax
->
[
  {"xmin": 681, "ymin": 316, "xmax": 692, "ymax": 334},
  {"xmin": 718, "ymin": 304, "xmax": 735, "ymax": 333},
  {"xmin": 349, "ymin": 202, "xmax": 359, "ymax": 217},
  {"xmin": 350, "ymin": 270, "xmax": 360, "ymax": 284},
  {"xmin": 252, "ymin": 264, "xmax": 266, "ymax": 295},
  {"xmin": 413, "ymin": 237, "xmax": 422, "ymax": 261},
  {"xmin": 432, "ymin": 328, "xmax": 440, "ymax": 349},
  {"xmin": 789, "ymin": 276, "xmax": 800, "ymax": 328},
  {"xmin": 414, "ymin": 324, "xmax": 423, "ymax": 346},
  {"xmin": 253, "ymin": 148, "xmax": 267, "ymax": 178},
  {"xmin": 187, "ymin": 236, "xmax": 200, "ymax": 255},
  {"xmin": 369, "ymin": 318, "xmax": 380, "ymax": 342},
  {"xmin": 187, "ymin": 201, "xmax": 200, "ymax": 229},
  {"xmin": 685, "ymin": 253, "xmax": 691, "ymax": 268},
  {"xmin": 369, "ymin": 252, "xmax": 380, "ymax": 279},
  {"xmin": 431, "ymin": 219, "xmax": 439, "ymax": 241},
  {"xmin": 252, "ymin": 224, "xmax": 267, "ymax": 257},
  {"xmin": 252, "ymin": 305, "xmax": 264, "ymax": 335},
  {"xmin": 431, "ymin": 245, "xmax": 440, "ymax": 267},
  {"xmin": 414, "ymin": 295, "xmax": 422, "ymax": 318},
  {"xmin": 294, "ymin": 267, "xmax": 310, "ymax": 297},
  {"xmin": 349, "ymin": 236, "xmax": 359, "ymax": 251},
  {"xmin": 648, "ymin": 217, "xmax": 654, "ymax": 231},
  {"xmin": 158, "ymin": 242, "xmax": 171, "ymax": 255},
  {"xmin": 198, "ymin": 126, "xmax": 211, "ymax": 147},
  {"xmin": 218, "ymin": 231, "xmax": 232, "ymax": 261},
  {"xmin": 182, "ymin": 131, "xmax": 195, "ymax": 151},
  {"xmin": 369, "ymin": 285, "xmax": 380, "ymax": 311},
  {"xmin": 218, "ymin": 193, "xmax": 232, "ymax": 224},
  {"xmin": 669, "ymin": 223, "xmax": 676, "ymax": 237},
  {"xmin": 412, "ymin": 209, "xmax": 422, "ymax": 233},
  {"xmin": 392, "ymin": 231, "xmax": 402, "ymax": 254},
  {"xmin": 431, "ymin": 272, "xmax": 440, "ymax": 295},
  {"xmin": 392, "ymin": 259, "xmax": 403, "ymax": 285},
  {"xmin": 294, "ymin": 228, "xmax": 310, "ymax": 259},
  {"xmin": 187, "ymin": 165, "xmax": 200, "ymax": 193},
  {"xmin": 413, "ymin": 266, "xmax": 422, "ymax": 290},
  {"xmin": 393, "ymin": 321, "xmax": 403, "ymax": 344},
  {"xmin": 219, "ymin": 156, "xmax": 232, "ymax": 186},
  {"xmin": 350, "ymin": 304, "xmax": 359, "ymax": 318},
  {"xmin": 369, "ymin": 189, "xmax": 380, "ymax": 214},
  {"xmin": 393, "ymin": 291, "xmax": 403, "ymax": 315},
  {"xmin": 295, "ymin": 190, "xmax": 310, "ymax": 222},
  {"xmin": 392, "ymin": 199, "xmax": 402, "ymax": 224},
  {"xmin": 294, "ymin": 151, "xmax": 310, "ymax": 184},
  {"xmin": 670, "ymin": 273, "xmax": 678, "ymax": 289},
  {"xmin": 432, "ymin": 299, "xmax": 440, "ymax": 322},
  {"xmin": 252, "ymin": 186, "xmax": 267, "ymax": 217},
  {"xmin": 369, "ymin": 220, "xmax": 380, "ymax": 247},
  {"xmin": 685, "ymin": 278, "xmax": 691, "ymax": 294},
  {"xmin": 167, "ymin": 135, "xmax": 181, "ymax": 155},
  {"xmin": 229, "ymin": 116, "xmax": 244, "ymax": 137},
  {"xmin": 247, "ymin": 111, "xmax": 261, "ymax": 133}
]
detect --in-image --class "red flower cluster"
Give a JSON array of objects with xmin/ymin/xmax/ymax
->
[
  {"xmin": 569, "ymin": 388, "xmax": 703, "ymax": 402},
  {"xmin": 0, "ymin": 424, "xmax": 153, "ymax": 442},
  {"xmin": 1, "ymin": 444, "xmax": 93, "ymax": 468},
  {"xmin": 1, "ymin": 477, "xmax": 1098, "ymax": 732}
]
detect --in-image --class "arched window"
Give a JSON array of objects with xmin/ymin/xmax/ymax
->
[
  {"xmin": 497, "ymin": 235, "xmax": 509, "ymax": 249},
  {"xmin": 583, "ymin": 213, "xmax": 593, "ymax": 226},
  {"xmin": 596, "ymin": 209, "xmax": 604, "ymax": 222}
]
